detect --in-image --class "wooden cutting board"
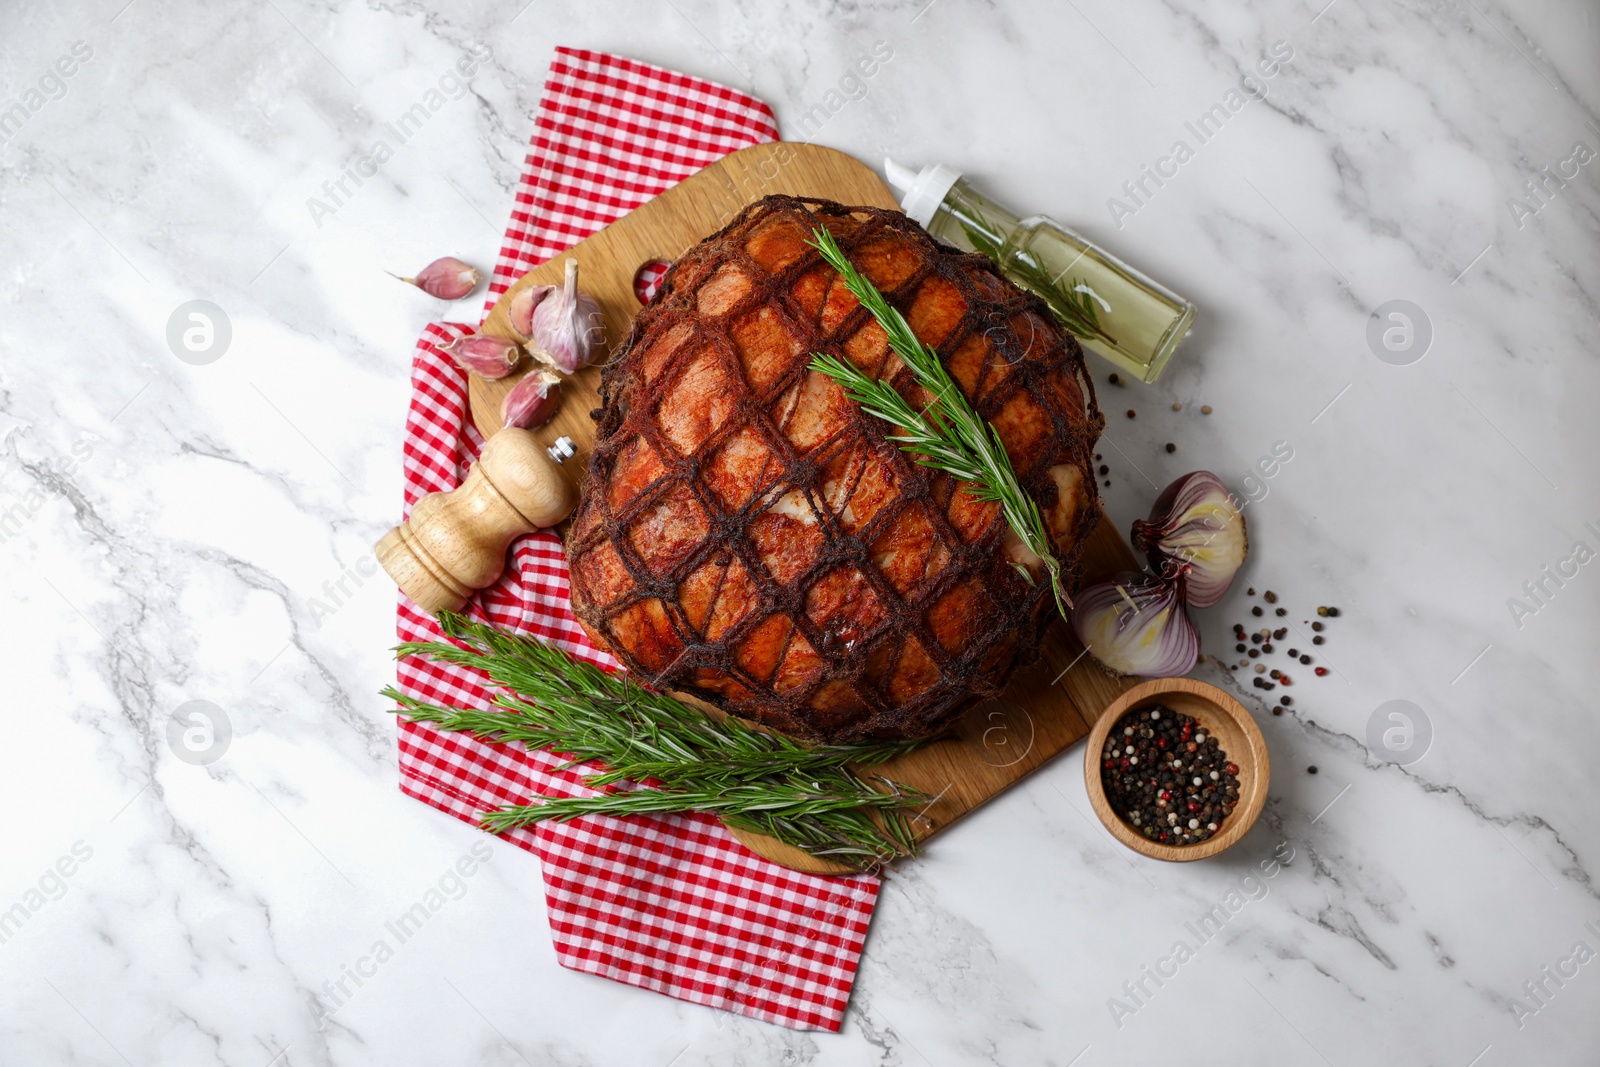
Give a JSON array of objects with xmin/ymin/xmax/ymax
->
[{"xmin": 468, "ymin": 143, "xmax": 1141, "ymax": 875}]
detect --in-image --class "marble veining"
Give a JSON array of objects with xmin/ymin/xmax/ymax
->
[{"xmin": 1, "ymin": 0, "xmax": 1598, "ymax": 1062}]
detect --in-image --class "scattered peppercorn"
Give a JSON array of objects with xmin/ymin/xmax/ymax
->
[
  {"xmin": 1201, "ymin": 405, "xmax": 1212, "ymax": 414},
  {"xmin": 1165, "ymin": 443, "xmax": 1176, "ymax": 453},
  {"xmin": 1313, "ymin": 636, "xmax": 1324, "ymax": 645},
  {"xmin": 1307, "ymin": 765, "xmax": 1318, "ymax": 774},
  {"xmin": 1126, "ymin": 409, "xmax": 1136, "ymax": 419},
  {"xmin": 1328, "ymin": 607, "xmax": 1341, "ymax": 617},
  {"xmin": 1280, "ymin": 696, "xmax": 1292, "ymax": 706},
  {"xmin": 1317, "ymin": 606, "xmax": 1329, "ymax": 617},
  {"xmin": 1315, "ymin": 667, "xmax": 1329, "ymax": 676},
  {"xmin": 1262, "ymin": 643, "xmax": 1273, "ymax": 653},
  {"xmin": 1312, "ymin": 621, "xmax": 1324, "ymax": 631},
  {"xmin": 1171, "ymin": 402, "xmax": 1182, "ymax": 411},
  {"xmin": 1252, "ymin": 606, "xmax": 1263, "ymax": 616},
  {"xmin": 1263, "ymin": 591, "xmax": 1278, "ymax": 604},
  {"xmin": 1270, "ymin": 669, "xmax": 1281, "ymax": 679},
  {"xmin": 1287, "ymin": 648, "xmax": 1299, "ymax": 657},
  {"xmin": 1248, "ymin": 648, "xmax": 1259, "ymax": 658},
  {"xmin": 1101, "ymin": 704, "xmax": 1240, "ymax": 845},
  {"xmin": 1273, "ymin": 628, "xmax": 1287, "ymax": 640},
  {"xmin": 1235, "ymin": 643, "xmax": 1246, "ymax": 652},
  {"xmin": 1099, "ymin": 465, "xmax": 1109, "ymax": 475},
  {"xmin": 1247, "ymin": 587, "xmax": 1256, "ymax": 596},
  {"xmin": 1109, "ymin": 373, "xmax": 1121, "ymax": 385},
  {"xmin": 1271, "ymin": 706, "xmax": 1283, "ymax": 716},
  {"xmin": 1300, "ymin": 654, "xmax": 1312, "ymax": 665},
  {"xmin": 1275, "ymin": 607, "xmax": 1287, "ymax": 617}
]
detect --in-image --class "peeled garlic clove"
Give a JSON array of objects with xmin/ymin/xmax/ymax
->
[
  {"xmin": 1071, "ymin": 571, "xmax": 1198, "ymax": 678},
  {"xmin": 528, "ymin": 258, "xmax": 604, "ymax": 375},
  {"xmin": 1130, "ymin": 471, "xmax": 1248, "ymax": 609},
  {"xmin": 393, "ymin": 257, "xmax": 480, "ymax": 300},
  {"xmin": 500, "ymin": 369, "xmax": 563, "ymax": 429},
  {"xmin": 440, "ymin": 334, "xmax": 522, "ymax": 380},
  {"xmin": 508, "ymin": 283, "xmax": 556, "ymax": 340}
]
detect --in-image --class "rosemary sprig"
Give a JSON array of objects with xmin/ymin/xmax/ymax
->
[
  {"xmin": 386, "ymin": 613, "xmax": 925, "ymax": 870},
  {"xmin": 958, "ymin": 220, "xmax": 1117, "ymax": 348},
  {"xmin": 807, "ymin": 226, "xmax": 1072, "ymax": 616}
]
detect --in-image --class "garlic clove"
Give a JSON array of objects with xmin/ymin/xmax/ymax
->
[
  {"xmin": 1071, "ymin": 570, "xmax": 1198, "ymax": 677},
  {"xmin": 440, "ymin": 334, "xmax": 522, "ymax": 380},
  {"xmin": 528, "ymin": 258, "xmax": 605, "ymax": 375},
  {"xmin": 1130, "ymin": 471, "xmax": 1248, "ymax": 609},
  {"xmin": 500, "ymin": 368, "xmax": 563, "ymax": 429},
  {"xmin": 509, "ymin": 282, "xmax": 556, "ymax": 340},
  {"xmin": 392, "ymin": 257, "xmax": 481, "ymax": 300}
]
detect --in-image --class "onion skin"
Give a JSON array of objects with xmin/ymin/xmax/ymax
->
[
  {"xmin": 1130, "ymin": 471, "xmax": 1248, "ymax": 610},
  {"xmin": 1070, "ymin": 570, "xmax": 1199, "ymax": 678}
]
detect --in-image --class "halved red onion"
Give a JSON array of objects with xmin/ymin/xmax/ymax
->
[
  {"xmin": 1070, "ymin": 570, "xmax": 1198, "ymax": 678},
  {"xmin": 1130, "ymin": 471, "xmax": 1248, "ymax": 609}
]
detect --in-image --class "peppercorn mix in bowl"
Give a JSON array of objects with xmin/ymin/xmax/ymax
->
[{"xmin": 1084, "ymin": 678, "xmax": 1269, "ymax": 861}]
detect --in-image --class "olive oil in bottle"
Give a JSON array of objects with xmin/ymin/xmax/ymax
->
[{"xmin": 885, "ymin": 159, "xmax": 1195, "ymax": 383}]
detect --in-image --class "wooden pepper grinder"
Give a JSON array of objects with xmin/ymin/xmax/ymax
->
[{"xmin": 376, "ymin": 429, "xmax": 579, "ymax": 613}]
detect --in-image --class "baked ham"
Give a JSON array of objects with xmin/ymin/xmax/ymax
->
[{"xmin": 566, "ymin": 196, "xmax": 1104, "ymax": 742}]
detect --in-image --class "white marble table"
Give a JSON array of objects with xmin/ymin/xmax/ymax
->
[{"xmin": 3, "ymin": 0, "xmax": 1598, "ymax": 1063}]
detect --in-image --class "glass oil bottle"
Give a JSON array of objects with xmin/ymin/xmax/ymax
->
[{"xmin": 886, "ymin": 159, "xmax": 1196, "ymax": 383}]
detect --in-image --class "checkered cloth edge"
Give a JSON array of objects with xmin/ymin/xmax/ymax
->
[{"xmin": 394, "ymin": 48, "xmax": 879, "ymax": 1033}]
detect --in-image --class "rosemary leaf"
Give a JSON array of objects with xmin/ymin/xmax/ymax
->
[
  {"xmin": 807, "ymin": 226, "xmax": 1072, "ymax": 616},
  {"xmin": 387, "ymin": 615, "xmax": 925, "ymax": 871}
]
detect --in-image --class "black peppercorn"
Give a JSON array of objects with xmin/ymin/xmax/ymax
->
[
  {"xmin": 1101, "ymin": 705, "xmax": 1240, "ymax": 846},
  {"xmin": 1252, "ymin": 606, "xmax": 1263, "ymax": 616}
]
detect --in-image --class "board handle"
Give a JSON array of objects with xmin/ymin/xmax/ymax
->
[{"xmin": 376, "ymin": 429, "xmax": 578, "ymax": 613}]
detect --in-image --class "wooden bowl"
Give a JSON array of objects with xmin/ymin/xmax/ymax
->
[{"xmin": 1083, "ymin": 677, "xmax": 1269, "ymax": 862}]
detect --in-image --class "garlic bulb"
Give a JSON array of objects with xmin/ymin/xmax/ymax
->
[
  {"xmin": 440, "ymin": 334, "xmax": 522, "ymax": 379},
  {"xmin": 500, "ymin": 368, "xmax": 563, "ymax": 429},
  {"xmin": 1130, "ymin": 471, "xmax": 1248, "ymax": 609},
  {"xmin": 508, "ymin": 282, "xmax": 556, "ymax": 340},
  {"xmin": 392, "ymin": 257, "xmax": 480, "ymax": 300},
  {"xmin": 528, "ymin": 259, "xmax": 604, "ymax": 374},
  {"xmin": 1071, "ymin": 571, "xmax": 1198, "ymax": 678}
]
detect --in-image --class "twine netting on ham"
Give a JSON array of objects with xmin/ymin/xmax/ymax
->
[{"xmin": 566, "ymin": 196, "xmax": 1105, "ymax": 744}]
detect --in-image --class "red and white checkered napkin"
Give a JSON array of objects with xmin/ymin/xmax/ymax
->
[{"xmin": 393, "ymin": 48, "xmax": 880, "ymax": 1032}]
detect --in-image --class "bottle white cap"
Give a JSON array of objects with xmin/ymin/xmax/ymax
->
[{"xmin": 883, "ymin": 157, "xmax": 962, "ymax": 228}]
